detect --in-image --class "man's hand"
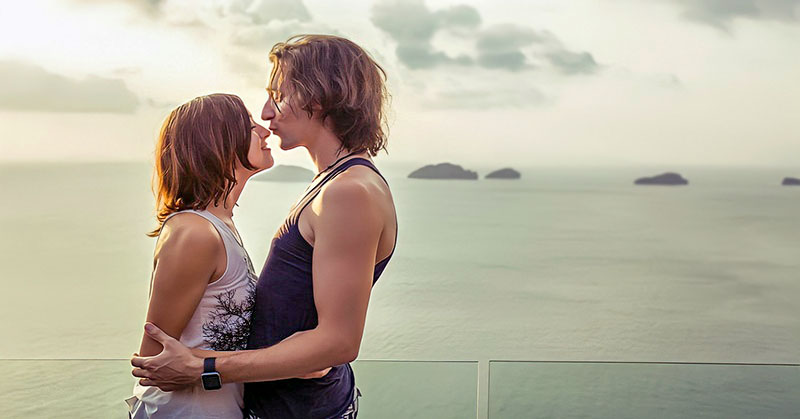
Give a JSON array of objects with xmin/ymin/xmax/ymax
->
[{"xmin": 131, "ymin": 323, "xmax": 204, "ymax": 392}]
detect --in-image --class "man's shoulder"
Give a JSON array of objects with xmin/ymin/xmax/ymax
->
[{"xmin": 318, "ymin": 172, "xmax": 374, "ymax": 207}]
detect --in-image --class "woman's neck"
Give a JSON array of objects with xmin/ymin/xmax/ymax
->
[{"xmin": 206, "ymin": 178, "xmax": 247, "ymax": 221}]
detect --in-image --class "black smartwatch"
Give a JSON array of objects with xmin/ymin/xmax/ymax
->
[{"xmin": 201, "ymin": 357, "xmax": 222, "ymax": 391}]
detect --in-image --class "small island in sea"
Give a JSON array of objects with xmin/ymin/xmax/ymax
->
[
  {"xmin": 408, "ymin": 163, "xmax": 478, "ymax": 180},
  {"xmin": 252, "ymin": 165, "xmax": 315, "ymax": 182},
  {"xmin": 486, "ymin": 168, "xmax": 521, "ymax": 179},
  {"xmin": 634, "ymin": 172, "xmax": 689, "ymax": 186},
  {"xmin": 782, "ymin": 177, "xmax": 800, "ymax": 186}
]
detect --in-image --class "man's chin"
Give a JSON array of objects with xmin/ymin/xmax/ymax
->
[{"xmin": 279, "ymin": 142, "xmax": 301, "ymax": 151}]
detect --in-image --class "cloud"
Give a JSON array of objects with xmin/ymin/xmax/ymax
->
[
  {"xmin": 0, "ymin": 61, "xmax": 139, "ymax": 113},
  {"xmin": 672, "ymin": 0, "xmax": 800, "ymax": 30},
  {"xmin": 545, "ymin": 50, "xmax": 599, "ymax": 75},
  {"xmin": 371, "ymin": 0, "xmax": 599, "ymax": 74},
  {"xmin": 71, "ymin": 0, "xmax": 166, "ymax": 17},
  {"xmin": 435, "ymin": 5, "xmax": 481, "ymax": 28},
  {"xmin": 224, "ymin": 19, "xmax": 341, "ymax": 85},
  {"xmin": 228, "ymin": 19, "xmax": 337, "ymax": 48},
  {"xmin": 475, "ymin": 24, "xmax": 548, "ymax": 71},
  {"xmin": 371, "ymin": 0, "xmax": 479, "ymax": 69},
  {"xmin": 422, "ymin": 86, "xmax": 547, "ymax": 109},
  {"xmin": 224, "ymin": 0, "xmax": 311, "ymax": 25}
]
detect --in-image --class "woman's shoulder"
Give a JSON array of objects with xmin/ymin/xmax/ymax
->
[{"xmin": 156, "ymin": 211, "xmax": 223, "ymax": 259}]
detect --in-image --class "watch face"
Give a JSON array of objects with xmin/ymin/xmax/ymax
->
[{"xmin": 201, "ymin": 372, "xmax": 222, "ymax": 390}]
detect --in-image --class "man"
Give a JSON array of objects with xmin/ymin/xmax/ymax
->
[{"xmin": 132, "ymin": 34, "xmax": 397, "ymax": 418}]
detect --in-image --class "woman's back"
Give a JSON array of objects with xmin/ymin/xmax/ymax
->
[{"xmin": 129, "ymin": 209, "xmax": 257, "ymax": 418}]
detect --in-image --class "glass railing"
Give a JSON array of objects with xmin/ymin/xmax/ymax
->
[
  {"xmin": 0, "ymin": 359, "xmax": 479, "ymax": 418},
  {"xmin": 0, "ymin": 359, "xmax": 797, "ymax": 418},
  {"xmin": 487, "ymin": 361, "xmax": 800, "ymax": 419}
]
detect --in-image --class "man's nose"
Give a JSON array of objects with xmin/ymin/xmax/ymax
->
[{"xmin": 261, "ymin": 101, "xmax": 276, "ymax": 121}]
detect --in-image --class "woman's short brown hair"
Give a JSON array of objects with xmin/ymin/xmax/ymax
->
[
  {"xmin": 148, "ymin": 93, "xmax": 253, "ymax": 237},
  {"xmin": 268, "ymin": 34, "xmax": 389, "ymax": 156}
]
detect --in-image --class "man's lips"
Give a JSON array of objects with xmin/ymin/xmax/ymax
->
[{"xmin": 261, "ymin": 129, "xmax": 272, "ymax": 150}]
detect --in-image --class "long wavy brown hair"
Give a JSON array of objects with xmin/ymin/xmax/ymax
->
[
  {"xmin": 268, "ymin": 34, "xmax": 390, "ymax": 156},
  {"xmin": 148, "ymin": 93, "xmax": 254, "ymax": 237}
]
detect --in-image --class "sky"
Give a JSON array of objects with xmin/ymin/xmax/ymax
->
[{"xmin": 0, "ymin": 0, "xmax": 799, "ymax": 168}]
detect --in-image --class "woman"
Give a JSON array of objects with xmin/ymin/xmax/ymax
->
[{"xmin": 127, "ymin": 93, "xmax": 291, "ymax": 417}]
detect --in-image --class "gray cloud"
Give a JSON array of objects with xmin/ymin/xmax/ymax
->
[
  {"xmin": 673, "ymin": 0, "xmax": 800, "ymax": 29},
  {"xmin": 371, "ymin": 0, "xmax": 479, "ymax": 69},
  {"xmin": 475, "ymin": 24, "xmax": 548, "ymax": 71},
  {"xmin": 434, "ymin": 5, "xmax": 482, "ymax": 28},
  {"xmin": 545, "ymin": 50, "xmax": 599, "ymax": 75},
  {"xmin": 372, "ymin": 1, "xmax": 598, "ymax": 74},
  {"xmin": 0, "ymin": 61, "xmax": 139, "ymax": 113}
]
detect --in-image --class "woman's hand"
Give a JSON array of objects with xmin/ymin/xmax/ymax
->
[{"xmin": 296, "ymin": 367, "xmax": 332, "ymax": 379}]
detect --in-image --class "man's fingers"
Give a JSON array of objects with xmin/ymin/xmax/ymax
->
[
  {"xmin": 139, "ymin": 378, "xmax": 155, "ymax": 387},
  {"xmin": 143, "ymin": 322, "xmax": 174, "ymax": 345},
  {"xmin": 131, "ymin": 356, "xmax": 149, "ymax": 369},
  {"xmin": 131, "ymin": 368, "xmax": 152, "ymax": 379}
]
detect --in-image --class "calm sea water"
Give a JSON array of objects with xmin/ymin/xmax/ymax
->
[{"xmin": 1, "ymin": 162, "xmax": 798, "ymax": 417}]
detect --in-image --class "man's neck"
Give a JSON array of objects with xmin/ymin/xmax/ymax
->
[{"xmin": 307, "ymin": 132, "xmax": 352, "ymax": 174}]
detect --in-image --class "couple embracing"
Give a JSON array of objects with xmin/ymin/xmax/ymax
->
[{"xmin": 127, "ymin": 35, "xmax": 397, "ymax": 419}]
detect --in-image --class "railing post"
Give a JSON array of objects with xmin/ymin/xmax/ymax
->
[{"xmin": 477, "ymin": 359, "xmax": 489, "ymax": 419}]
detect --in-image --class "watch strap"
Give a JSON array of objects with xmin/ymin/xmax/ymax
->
[{"xmin": 203, "ymin": 357, "xmax": 216, "ymax": 374}]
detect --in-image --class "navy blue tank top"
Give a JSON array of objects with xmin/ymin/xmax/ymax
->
[{"xmin": 245, "ymin": 158, "xmax": 395, "ymax": 418}]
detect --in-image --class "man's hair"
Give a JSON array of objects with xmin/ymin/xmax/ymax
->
[
  {"xmin": 268, "ymin": 34, "xmax": 390, "ymax": 156},
  {"xmin": 148, "ymin": 93, "xmax": 254, "ymax": 237}
]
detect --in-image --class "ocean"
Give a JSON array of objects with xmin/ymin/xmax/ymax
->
[{"xmin": 1, "ymin": 162, "xmax": 798, "ymax": 417}]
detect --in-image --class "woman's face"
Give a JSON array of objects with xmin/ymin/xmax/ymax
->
[{"xmin": 245, "ymin": 115, "xmax": 274, "ymax": 173}]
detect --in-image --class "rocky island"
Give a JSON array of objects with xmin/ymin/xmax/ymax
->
[
  {"xmin": 252, "ymin": 165, "xmax": 315, "ymax": 182},
  {"xmin": 782, "ymin": 177, "xmax": 800, "ymax": 186},
  {"xmin": 408, "ymin": 163, "xmax": 478, "ymax": 180},
  {"xmin": 634, "ymin": 172, "xmax": 689, "ymax": 186},
  {"xmin": 485, "ymin": 168, "xmax": 521, "ymax": 179}
]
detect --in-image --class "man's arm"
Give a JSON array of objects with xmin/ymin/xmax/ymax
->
[{"xmin": 133, "ymin": 177, "xmax": 382, "ymax": 386}]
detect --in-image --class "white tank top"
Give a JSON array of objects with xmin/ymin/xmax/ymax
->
[{"xmin": 129, "ymin": 209, "xmax": 258, "ymax": 418}]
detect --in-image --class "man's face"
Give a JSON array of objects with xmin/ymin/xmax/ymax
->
[{"xmin": 261, "ymin": 82, "xmax": 317, "ymax": 151}]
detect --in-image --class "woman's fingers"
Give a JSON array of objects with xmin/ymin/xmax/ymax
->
[{"xmin": 298, "ymin": 367, "xmax": 332, "ymax": 379}]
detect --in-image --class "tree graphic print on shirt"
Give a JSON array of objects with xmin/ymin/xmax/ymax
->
[{"xmin": 202, "ymin": 253, "xmax": 258, "ymax": 351}]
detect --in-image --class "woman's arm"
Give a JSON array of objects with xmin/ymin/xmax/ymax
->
[{"xmin": 137, "ymin": 214, "xmax": 223, "ymax": 357}]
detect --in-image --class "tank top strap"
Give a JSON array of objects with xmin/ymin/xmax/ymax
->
[
  {"xmin": 287, "ymin": 158, "xmax": 386, "ymax": 225},
  {"xmin": 161, "ymin": 209, "xmax": 245, "ymax": 255}
]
